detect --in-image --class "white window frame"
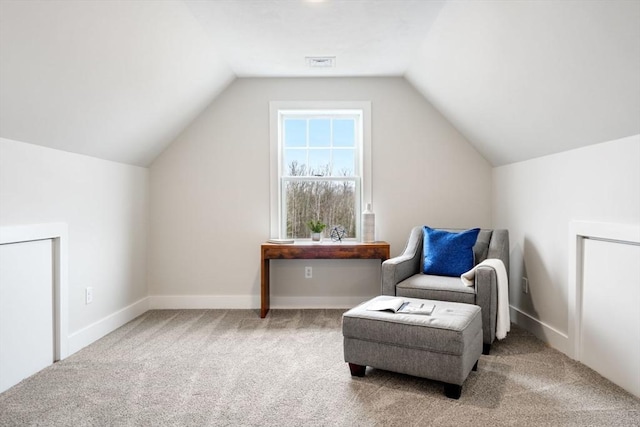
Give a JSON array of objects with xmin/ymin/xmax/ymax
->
[{"xmin": 269, "ymin": 101, "xmax": 372, "ymax": 241}]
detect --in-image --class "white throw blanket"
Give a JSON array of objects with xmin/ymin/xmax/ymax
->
[{"xmin": 461, "ymin": 259, "xmax": 510, "ymax": 340}]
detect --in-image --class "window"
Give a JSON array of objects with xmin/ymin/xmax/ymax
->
[{"xmin": 270, "ymin": 101, "xmax": 371, "ymax": 240}]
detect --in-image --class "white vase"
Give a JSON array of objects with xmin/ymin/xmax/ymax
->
[
  {"xmin": 311, "ymin": 232, "xmax": 323, "ymax": 242},
  {"xmin": 362, "ymin": 203, "xmax": 375, "ymax": 243}
]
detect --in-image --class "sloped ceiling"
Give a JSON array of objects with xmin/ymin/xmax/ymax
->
[
  {"xmin": 0, "ymin": 0, "xmax": 234, "ymax": 166},
  {"xmin": 1, "ymin": 0, "xmax": 638, "ymax": 167},
  {"xmin": 405, "ymin": 0, "xmax": 640, "ymax": 165}
]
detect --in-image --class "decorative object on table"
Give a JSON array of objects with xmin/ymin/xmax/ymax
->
[
  {"xmin": 267, "ymin": 238, "xmax": 294, "ymax": 244},
  {"xmin": 362, "ymin": 203, "xmax": 375, "ymax": 242},
  {"xmin": 330, "ymin": 225, "xmax": 347, "ymax": 242},
  {"xmin": 307, "ymin": 219, "xmax": 326, "ymax": 242}
]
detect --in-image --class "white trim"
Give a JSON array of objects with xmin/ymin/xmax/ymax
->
[
  {"xmin": 568, "ymin": 220, "xmax": 640, "ymax": 359},
  {"xmin": 148, "ymin": 295, "xmax": 260, "ymax": 309},
  {"xmin": 147, "ymin": 294, "xmax": 370, "ymax": 310},
  {"xmin": 271, "ymin": 295, "xmax": 371, "ymax": 309},
  {"xmin": 269, "ymin": 101, "xmax": 372, "ymax": 240},
  {"xmin": 67, "ymin": 297, "xmax": 149, "ymax": 356},
  {"xmin": 0, "ymin": 223, "xmax": 69, "ymax": 360},
  {"xmin": 509, "ymin": 305, "xmax": 570, "ymax": 355}
]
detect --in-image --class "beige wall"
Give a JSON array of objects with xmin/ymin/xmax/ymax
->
[
  {"xmin": 493, "ymin": 134, "xmax": 640, "ymax": 354},
  {"xmin": 148, "ymin": 77, "xmax": 492, "ymax": 308},
  {"xmin": 0, "ymin": 137, "xmax": 149, "ymax": 334}
]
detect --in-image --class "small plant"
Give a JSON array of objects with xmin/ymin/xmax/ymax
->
[{"xmin": 306, "ymin": 220, "xmax": 327, "ymax": 233}]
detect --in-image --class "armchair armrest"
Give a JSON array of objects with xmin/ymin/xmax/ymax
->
[
  {"xmin": 382, "ymin": 255, "xmax": 418, "ymax": 295},
  {"xmin": 487, "ymin": 229, "xmax": 509, "ymax": 277},
  {"xmin": 475, "ymin": 267, "xmax": 498, "ymax": 345},
  {"xmin": 381, "ymin": 226, "xmax": 423, "ymax": 295}
]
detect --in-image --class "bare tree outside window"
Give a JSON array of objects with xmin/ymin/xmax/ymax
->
[{"xmin": 285, "ymin": 161, "xmax": 356, "ymax": 239}]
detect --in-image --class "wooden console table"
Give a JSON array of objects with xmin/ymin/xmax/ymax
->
[{"xmin": 260, "ymin": 241, "xmax": 390, "ymax": 318}]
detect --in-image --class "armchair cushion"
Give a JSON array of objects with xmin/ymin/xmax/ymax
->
[
  {"xmin": 422, "ymin": 227, "xmax": 480, "ymax": 277},
  {"xmin": 397, "ymin": 274, "xmax": 475, "ymax": 304}
]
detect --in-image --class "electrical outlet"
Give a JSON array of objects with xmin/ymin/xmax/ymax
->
[
  {"xmin": 86, "ymin": 287, "xmax": 93, "ymax": 304},
  {"xmin": 305, "ymin": 266, "xmax": 312, "ymax": 279},
  {"xmin": 522, "ymin": 277, "xmax": 529, "ymax": 294}
]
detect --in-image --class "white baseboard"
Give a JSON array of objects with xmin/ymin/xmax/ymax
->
[
  {"xmin": 509, "ymin": 305, "xmax": 570, "ymax": 356},
  {"xmin": 148, "ymin": 295, "xmax": 260, "ymax": 309},
  {"xmin": 271, "ymin": 295, "xmax": 372, "ymax": 309},
  {"xmin": 67, "ymin": 297, "xmax": 149, "ymax": 356},
  {"xmin": 147, "ymin": 295, "xmax": 372, "ymax": 310}
]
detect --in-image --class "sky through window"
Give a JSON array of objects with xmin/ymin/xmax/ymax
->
[{"xmin": 283, "ymin": 117, "xmax": 356, "ymax": 177}]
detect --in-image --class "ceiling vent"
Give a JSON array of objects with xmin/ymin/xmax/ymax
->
[{"xmin": 306, "ymin": 56, "xmax": 335, "ymax": 68}]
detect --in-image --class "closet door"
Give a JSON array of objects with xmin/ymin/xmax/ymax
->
[
  {"xmin": 0, "ymin": 239, "xmax": 54, "ymax": 393},
  {"xmin": 581, "ymin": 238, "xmax": 640, "ymax": 398}
]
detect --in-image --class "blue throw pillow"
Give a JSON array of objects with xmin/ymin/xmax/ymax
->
[{"xmin": 423, "ymin": 226, "xmax": 480, "ymax": 277}]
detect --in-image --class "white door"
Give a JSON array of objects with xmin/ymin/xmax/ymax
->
[
  {"xmin": 0, "ymin": 239, "xmax": 54, "ymax": 393},
  {"xmin": 581, "ymin": 238, "xmax": 640, "ymax": 398}
]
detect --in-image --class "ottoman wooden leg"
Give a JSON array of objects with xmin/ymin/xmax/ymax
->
[
  {"xmin": 483, "ymin": 343, "xmax": 491, "ymax": 355},
  {"xmin": 348, "ymin": 363, "xmax": 366, "ymax": 377},
  {"xmin": 444, "ymin": 383, "xmax": 462, "ymax": 399},
  {"xmin": 472, "ymin": 360, "xmax": 479, "ymax": 371}
]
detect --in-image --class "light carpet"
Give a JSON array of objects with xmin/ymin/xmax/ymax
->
[{"xmin": 1, "ymin": 309, "xmax": 639, "ymax": 426}]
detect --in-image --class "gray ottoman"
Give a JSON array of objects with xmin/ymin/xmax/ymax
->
[{"xmin": 342, "ymin": 295, "xmax": 482, "ymax": 399}]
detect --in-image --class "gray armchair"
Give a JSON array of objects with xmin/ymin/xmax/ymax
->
[{"xmin": 382, "ymin": 227, "xmax": 509, "ymax": 354}]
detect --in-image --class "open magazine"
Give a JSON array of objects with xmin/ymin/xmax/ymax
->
[{"xmin": 366, "ymin": 297, "xmax": 435, "ymax": 315}]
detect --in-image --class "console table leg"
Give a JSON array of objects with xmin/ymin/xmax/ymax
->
[{"xmin": 261, "ymin": 257, "xmax": 270, "ymax": 318}]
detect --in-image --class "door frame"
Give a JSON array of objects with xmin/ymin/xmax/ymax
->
[
  {"xmin": 0, "ymin": 223, "xmax": 69, "ymax": 360},
  {"xmin": 568, "ymin": 220, "xmax": 640, "ymax": 360}
]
